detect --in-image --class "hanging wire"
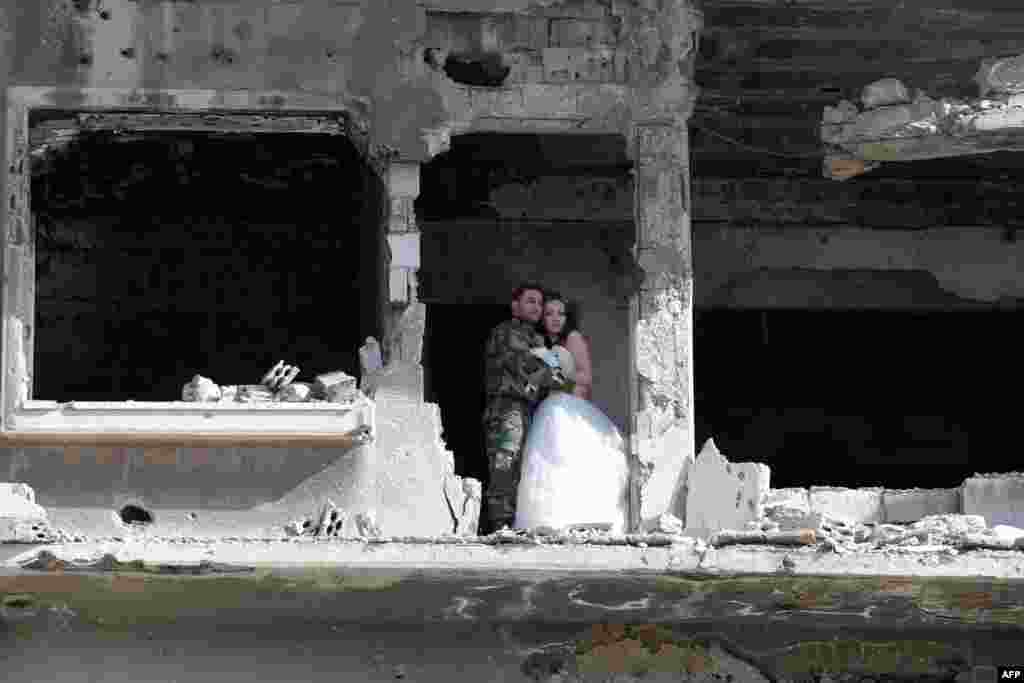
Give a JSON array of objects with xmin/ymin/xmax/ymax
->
[
  {"xmin": 692, "ymin": 102, "xmax": 828, "ymax": 160},
  {"xmin": 690, "ymin": 121, "xmax": 826, "ymax": 160}
]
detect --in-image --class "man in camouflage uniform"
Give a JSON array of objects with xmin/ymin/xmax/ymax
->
[{"xmin": 482, "ymin": 283, "xmax": 564, "ymax": 533}]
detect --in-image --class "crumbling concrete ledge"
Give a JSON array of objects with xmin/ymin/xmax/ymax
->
[{"xmin": 7, "ymin": 538, "xmax": 1024, "ymax": 579}]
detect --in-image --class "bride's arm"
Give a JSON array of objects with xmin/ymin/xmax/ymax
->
[{"xmin": 565, "ymin": 331, "xmax": 593, "ymax": 400}]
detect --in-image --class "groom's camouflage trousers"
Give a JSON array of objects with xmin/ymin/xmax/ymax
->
[{"xmin": 483, "ymin": 396, "xmax": 532, "ymax": 532}]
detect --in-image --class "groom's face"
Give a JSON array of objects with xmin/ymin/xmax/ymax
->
[{"xmin": 513, "ymin": 290, "xmax": 544, "ymax": 324}]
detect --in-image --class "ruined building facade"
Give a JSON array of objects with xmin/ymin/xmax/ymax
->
[
  {"xmin": 3, "ymin": 0, "xmax": 1023, "ymax": 539},
  {"xmin": 0, "ymin": 0, "xmax": 707, "ymax": 537}
]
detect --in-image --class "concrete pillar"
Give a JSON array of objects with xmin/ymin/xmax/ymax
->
[{"xmin": 628, "ymin": 119, "xmax": 695, "ymax": 532}]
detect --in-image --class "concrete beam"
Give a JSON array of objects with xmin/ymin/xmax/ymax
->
[{"xmin": 695, "ymin": 224, "xmax": 1024, "ymax": 306}]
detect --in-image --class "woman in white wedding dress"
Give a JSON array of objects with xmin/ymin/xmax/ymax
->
[{"xmin": 514, "ymin": 293, "xmax": 629, "ymax": 534}]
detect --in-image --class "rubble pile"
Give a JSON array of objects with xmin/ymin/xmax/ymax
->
[
  {"xmin": 715, "ymin": 509, "xmax": 1024, "ymax": 554},
  {"xmin": 180, "ymin": 361, "xmax": 360, "ymax": 405},
  {"xmin": 284, "ymin": 501, "xmax": 383, "ymax": 540}
]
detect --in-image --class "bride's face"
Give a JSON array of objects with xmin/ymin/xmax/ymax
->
[{"xmin": 543, "ymin": 301, "xmax": 566, "ymax": 337}]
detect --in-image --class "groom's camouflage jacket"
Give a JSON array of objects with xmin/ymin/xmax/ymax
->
[{"xmin": 483, "ymin": 318, "xmax": 556, "ymax": 405}]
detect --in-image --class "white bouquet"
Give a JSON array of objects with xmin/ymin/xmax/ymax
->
[{"xmin": 529, "ymin": 347, "xmax": 573, "ymax": 394}]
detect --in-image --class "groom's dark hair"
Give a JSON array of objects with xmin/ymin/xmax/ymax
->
[{"xmin": 511, "ymin": 282, "xmax": 546, "ymax": 302}]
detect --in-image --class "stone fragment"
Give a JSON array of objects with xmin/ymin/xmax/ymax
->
[
  {"xmin": 0, "ymin": 482, "xmax": 35, "ymax": 504},
  {"xmin": 355, "ymin": 511, "xmax": 382, "ymax": 538},
  {"xmin": 975, "ymin": 54, "xmax": 1024, "ymax": 96},
  {"xmin": 635, "ymin": 423, "xmax": 691, "ymax": 532},
  {"xmin": 278, "ymin": 382, "xmax": 312, "ymax": 403},
  {"xmin": 959, "ymin": 533, "xmax": 1019, "ymax": 551},
  {"xmin": 763, "ymin": 488, "xmax": 818, "ymax": 530},
  {"xmin": 181, "ymin": 374, "xmax": 221, "ymax": 402},
  {"xmin": 909, "ymin": 514, "xmax": 986, "ymax": 548},
  {"xmin": 809, "ymin": 486, "xmax": 884, "ymax": 525},
  {"xmin": 358, "ymin": 336, "xmax": 384, "ymax": 399},
  {"xmin": 1, "ymin": 483, "xmax": 57, "ymax": 544},
  {"xmin": 457, "ymin": 478, "xmax": 482, "ymax": 537},
  {"xmin": 314, "ymin": 370, "xmax": 358, "ymax": 404},
  {"xmin": 261, "ymin": 361, "xmax": 300, "ymax": 392},
  {"xmin": 652, "ymin": 512, "xmax": 683, "ymax": 535},
  {"xmin": 235, "ymin": 384, "xmax": 274, "ymax": 402},
  {"xmin": 683, "ymin": 439, "xmax": 770, "ymax": 540},
  {"xmin": 219, "ymin": 385, "xmax": 238, "ymax": 402},
  {"xmin": 962, "ymin": 473, "xmax": 1024, "ymax": 528},
  {"xmin": 882, "ymin": 487, "xmax": 960, "ymax": 524},
  {"xmin": 823, "ymin": 99, "xmax": 859, "ymax": 124},
  {"xmin": 861, "ymin": 78, "xmax": 911, "ymax": 109},
  {"xmin": 989, "ymin": 524, "xmax": 1024, "ymax": 542}
]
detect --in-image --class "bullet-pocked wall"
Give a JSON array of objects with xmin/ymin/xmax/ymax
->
[
  {"xmin": 417, "ymin": 133, "xmax": 636, "ymax": 485},
  {"xmin": 30, "ymin": 121, "xmax": 382, "ymax": 400}
]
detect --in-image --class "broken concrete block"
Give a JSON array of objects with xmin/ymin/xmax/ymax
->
[
  {"xmin": 278, "ymin": 382, "xmax": 312, "ymax": 403},
  {"xmin": 682, "ymin": 439, "xmax": 770, "ymax": 540},
  {"xmin": 235, "ymin": 384, "xmax": 274, "ymax": 403},
  {"xmin": 652, "ymin": 512, "xmax": 683, "ymax": 535},
  {"xmin": 355, "ymin": 511, "xmax": 382, "ymax": 538},
  {"xmin": 635, "ymin": 424, "xmax": 691, "ymax": 531},
  {"xmin": 762, "ymin": 488, "xmax": 818, "ymax": 531},
  {"xmin": 458, "ymin": 478, "xmax": 482, "ymax": 537},
  {"xmin": 809, "ymin": 486, "xmax": 884, "ymax": 525},
  {"xmin": 882, "ymin": 488, "xmax": 960, "ymax": 523},
  {"xmin": 262, "ymin": 361, "xmax": 300, "ymax": 392},
  {"xmin": 1, "ymin": 484, "xmax": 56, "ymax": 544},
  {"xmin": 861, "ymin": 78, "xmax": 911, "ymax": 109},
  {"xmin": 359, "ymin": 337, "xmax": 384, "ymax": 398},
  {"xmin": 219, "ymin": 385, "xmax": 238, "ymax": 402},
  {"xmin": 975, "ymin": 54, "xmax": 1024, "ymax": 96},
  {"xmin": 962, "ymin": 473, "xmax": 1024, "ymax": 528},
  {"xmin": 314, "ymin": 370, "xmax": 358, "ymax": 404},
  {"xmin": 181, "ymin": 374, "xmax": 221, "ymax": 402},
  {"xmin": 0, "ymin": 482, "xmax": 35, "ymax": 504},
  {"xmin": 990, "ymin": 524, "xmax": 1024, "ymax": 543},
  {"xmin": 909, "ymin": 514, "xmax": 986, "ymax": 544}
]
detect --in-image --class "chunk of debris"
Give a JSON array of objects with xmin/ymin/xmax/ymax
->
[
  {"xmin": 358, "ymin": 336, "xmax": 384, "ymax": 399},
  {"xmin": 683, "ymin": 438, "xmax": 770, "ymax": 540},
  {"xmin": 261, "ymin": 361, "xmax": 300, "ymax": 392},
  {"xmin": 2, "ymin": 483, "xmax": 59, "ymax": 544},
  {"xmin": 219, "ymin": 385, "xmax": 238, "ymax": 402},
  {"xmin": 861, "ymin": 77, "xmax": 911, "ymax": 109},
  {"xmin": 278, "ymin": 382, "xmax": 312, "ymax": 403},
  {"xmin": 181, "ymin": 374, "xmax": 221, "ymax": 402},
  {"xmin": 314, "ymin": 370, "xmax": 358, "ymax": 404},
  {"xmin": 235, "ymin": 384, "xmax": 275, "ymax": 403},
  {"xmin": 975, "ymin": 54, "xmax": 1024, "ymax": 96},
  {"xmin": 355, "ymin": 511, "xmax": 382, "ymax": 538},
  {"xmin": 651, "ymin": 512, "xmax": 683, "ymax": 535}
]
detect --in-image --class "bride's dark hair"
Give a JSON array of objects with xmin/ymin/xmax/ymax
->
[{"xmin": 539, "ymin": 290, "xmax": 580, "ymax": 348}]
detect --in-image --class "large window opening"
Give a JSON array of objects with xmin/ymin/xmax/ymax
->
[
  {"xmin": 695, "ymin": 309, "xmax": 1018, "ymax": 489},
  {"xmin": 29, "ymin": 115, "xmax": 383, "ymax": 403}
]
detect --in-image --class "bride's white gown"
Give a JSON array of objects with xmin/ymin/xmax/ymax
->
[{"xmin": 514, "ymin": 345, "xmax": 629, "ymax": 533}]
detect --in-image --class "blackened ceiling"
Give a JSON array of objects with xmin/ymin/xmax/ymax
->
[{"xmin": 693, "ymin": 0, "xmax": 1024, "ymax": 179}]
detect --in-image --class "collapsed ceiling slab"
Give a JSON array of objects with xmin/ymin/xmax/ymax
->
[{"xmin": 821, "ymin": 55, "xmax": 1024, "ymax": 180}]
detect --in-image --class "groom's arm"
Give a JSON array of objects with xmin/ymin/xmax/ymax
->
[{"xmin": 485, "ymin": 325, "xmax": 556, "ymax": 401}]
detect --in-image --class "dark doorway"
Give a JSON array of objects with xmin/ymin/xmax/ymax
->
[
  {"xmin": 31, "ymin": 123, "xmax": 385, "ymax": 401},
  {"xmin": 695, "ymin": 309, "xmax": 1020, "ymax": 489},
  {"xmin": 423, "ymin": 303, "xmax": 511, "ymax": 489}
]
